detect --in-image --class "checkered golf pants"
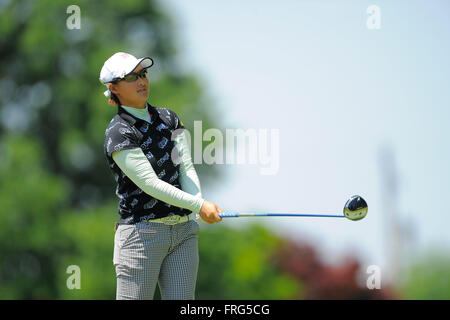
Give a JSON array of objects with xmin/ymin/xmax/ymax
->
[{"xmin": 113, "ymin": 220, "xmax": 199, "ymax": 300}]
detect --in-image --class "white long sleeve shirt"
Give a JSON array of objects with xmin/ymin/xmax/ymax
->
[{"xmin": 111, "ymin": 104, "xmax": 205, "ymax": 214}]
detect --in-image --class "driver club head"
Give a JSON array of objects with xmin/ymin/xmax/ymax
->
[{"xmin": 343, "ymin": 195, "xmax": 368, "ymax": 221}]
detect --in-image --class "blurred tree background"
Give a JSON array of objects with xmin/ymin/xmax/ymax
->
[
  {"xmin": 0, "ymin": 0, "xmax": 222, "ymax": 299},
  {"xmin": 0, "ymin": 0, "xmax": 447, "ymax": 300}
]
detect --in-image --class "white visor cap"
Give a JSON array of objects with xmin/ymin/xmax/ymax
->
[{"xmin": 99, "ymin": 52, "xmax": 153, "ymax": 97}]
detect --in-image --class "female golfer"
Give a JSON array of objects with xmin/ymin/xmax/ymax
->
[{"xmin": 99, "ymin": 52, "xmax": 222, "ymax": 300}]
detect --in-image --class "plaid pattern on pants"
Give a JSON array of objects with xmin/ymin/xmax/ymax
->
[{"xmin": 113, "ymin": 219, "xmax": 199, "ymax": 300}]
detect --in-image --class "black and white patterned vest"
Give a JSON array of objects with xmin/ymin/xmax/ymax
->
[{"xmin": 104, "ymin": 103, "xmax": 190, "ymax": 224}]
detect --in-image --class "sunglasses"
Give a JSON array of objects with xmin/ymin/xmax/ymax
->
[{"xmin": 113, "ymin": 68, "xmax": 148, "ymax": 83}]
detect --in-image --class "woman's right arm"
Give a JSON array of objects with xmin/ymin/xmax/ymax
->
[{"xmin": 112, "ymin": 148, "xmax": 222, "ymax": 223}]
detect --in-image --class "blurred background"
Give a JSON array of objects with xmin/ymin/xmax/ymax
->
[{"xmin": 0, "ymin": 0, "xmax": 449, "ymax": 299}]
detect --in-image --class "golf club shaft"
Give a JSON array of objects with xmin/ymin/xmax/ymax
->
[{"xmin": 219, "ymin": 213, "xmax": 345, "ymax": 218}]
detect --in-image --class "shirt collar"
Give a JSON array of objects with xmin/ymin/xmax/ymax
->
[{"xmin": 118, "ymin": 102, "xmax": 155, "ymax": 125}]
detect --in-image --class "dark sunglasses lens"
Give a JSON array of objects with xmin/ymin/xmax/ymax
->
[
  {"xmin": 124, "ymin": 74, "xmax": 138, "ymax": 82},
  {"xmin": 123, "ymin": 69, "xmax": 148, "ymax": 82}
]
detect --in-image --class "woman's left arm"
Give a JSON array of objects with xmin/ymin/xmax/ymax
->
[{"xmin": 174, "ymin": 131, "xmax": 203, "ymax": 198}]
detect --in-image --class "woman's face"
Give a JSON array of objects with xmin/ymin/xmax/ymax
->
[{"xmin": 109, "ymin": 64, "xmax": 149, "ymax": 108}]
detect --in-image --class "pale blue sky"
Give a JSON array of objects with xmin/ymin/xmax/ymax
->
[{"xmin": 160, "ymin": 0, "xmax": 450, "ymax": 283}]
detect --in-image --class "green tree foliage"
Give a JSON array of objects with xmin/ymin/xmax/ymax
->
[
  {"xmin": 55, "ymin": 201, "xmax": 118, "ymax": 299},
  {"xmin": 196, "ymin": 224, "xmax": 302, "ymax": 299},
  {"xmin": 402, "ymin": 251, "xmax": 450, "ymax": 299},
  {"xmin": 0, "ymin": 135, "xmax": 69, "ymax": 298},
  {"xmin": 0, "ymin": 0, "xmax": 221, "ymax": 299},
  {"xmin": 0, "ymin": 0, "xmax": 221, "ymax": 209}
]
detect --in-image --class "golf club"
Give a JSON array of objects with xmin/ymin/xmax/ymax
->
[{"xmin": 218, "ymin": 195, "xmax": 368, "ymax": 221}]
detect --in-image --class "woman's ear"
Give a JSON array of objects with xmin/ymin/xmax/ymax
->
[
  {"xmin": 109, "ymin": 83, "xmax": 118, "ymax": 95},
  {"xmin": 107, "ymin": 83, "xmax": 120, "ymax": 106}
]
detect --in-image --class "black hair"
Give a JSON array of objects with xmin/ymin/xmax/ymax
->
[
  {"xmin": 110, "ymin": 92, "xmax": 121, "ymax": 107},
  {"xmin": 109, "ymin": 81, "xmax": 121, "ymax": 107}
]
